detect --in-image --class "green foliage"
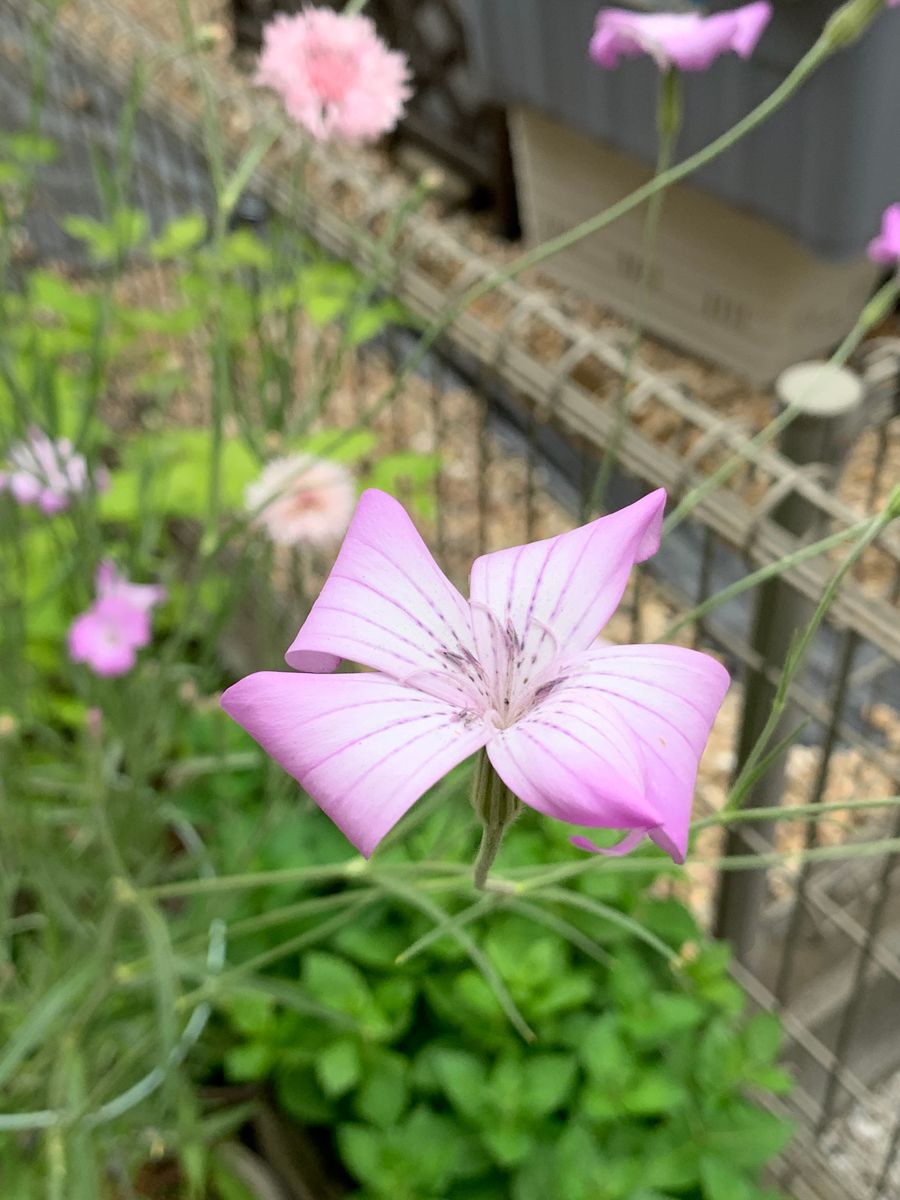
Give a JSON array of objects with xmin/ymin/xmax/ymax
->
[{"xmin": 210, "ymin": 790, "xmax": 793, "ymax": 1200}]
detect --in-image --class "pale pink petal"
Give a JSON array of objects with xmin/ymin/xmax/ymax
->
[
  {"xmin": 486, "ymin": 687, "xmax": 661, "ymax": 834},
  {"xmin": 590, "ymin": 3, "xmax": 771, "ymax": 70},
  {"xmin": 285, "ymin": 490, "xmax": 477, "ymax": 691},
  {"xmin": 559, "ymin": 644, "xmax": 730, "ymax": 862},
  {"xmin": 221, "ymin": 671, "xmax": 488, "ymax": 856},
  {"xmin": 868, "ymin": 203, "xmax": 900, "ymax": 266},
  {"xmin": 469, "ymin": 489, "xmax": 665, "ymax": 657},
  {"xmin": 730, "ymin": 1, "xmax": 773, "ymax": 57}
]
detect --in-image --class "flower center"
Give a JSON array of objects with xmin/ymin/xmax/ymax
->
[{"xmin": 305, "ymin": 45, "xmax": 359, "ymax": 105}]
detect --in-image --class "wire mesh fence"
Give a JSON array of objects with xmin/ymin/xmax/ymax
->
[{"xmin": 3, "ymin": 0, "xmax": 900, "ymax": 1195}]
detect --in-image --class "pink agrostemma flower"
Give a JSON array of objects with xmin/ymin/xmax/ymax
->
[
  {"xmin": 69, "ymin": 563, "xmax": 165, "ymax": 678},
  {"xmin": 96, "ymin": 558, "xmax": 167, "ymax": 612},
  {"xmin": 0, "ymin": 427, "xmax": 104, "ymax": 515},
  {"xmin": 867, "ymin": 203, "xmax": 900, "ymax": 266},
  {"xmin": 256, "ymin": 8, "xmax": 412, "ymax": 143},
  {"xmin": 245, "ymin": 453, "xmax": 357, "ymax": 548},
  {"xmin": 590, "ymin": 2, "xmax": 772, "ymax": 71},
  {"xmin": 222, "ymin": 489, "xmax": 729, "ymax": 871}
]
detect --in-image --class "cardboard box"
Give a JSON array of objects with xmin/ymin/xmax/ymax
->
[{"xmin": 510, "ymin": 107, "xmax": 880, "ymax": 386}]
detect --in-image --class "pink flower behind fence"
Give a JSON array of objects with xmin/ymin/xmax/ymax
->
[
  {"xmin": 0, "ymin": 427, "xmax": 102, "ymax": 515},
  {"xmin": 222, "ymin": 490, "xmax": 729, "ymax": 863},
  {"xmin": 590, "ymin": 2, "xmax": 772, "ymax": 71},
  {"xmin": 245, "ymin": 453, "xmax": 357, "ymax": 548},
  {"xmin": 867, "ymin": 203, "xmax": 900, "ymax": 266},
  {"xmin": 257, "ymin": 8, "xmax": 412, "ymax": 143}
]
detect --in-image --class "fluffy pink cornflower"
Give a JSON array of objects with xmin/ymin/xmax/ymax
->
[
  {"xmin": 867, "ymin": 203, "xmax": 900, "ymax": 266},
  {"xmin": 245, "ymin": 453, "xmax": 357, "ymax": 548},
  {"xmin": 69, "ymin": 562, "xmax": 165, "ymax": 678},
  {"xmin": 222, "ymin": 489, "xmax": 729, "ymax": 862},
  {"xmin": 0, "ymin": 427, "xmax": 103, "ymax": 515},
  {"xmin": 256, "ymin": 8, "xmax": 412, "ymax": 143},
  {"xmin": 590, "ymin": 2, "xmax": 772, "ymax": 71}
]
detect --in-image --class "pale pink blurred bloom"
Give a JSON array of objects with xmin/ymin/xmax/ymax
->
[
  {"xmin": 223, "ymin": 489, "xmax": 729, "ymax": 861},
  {"xmin": 590, "ymin": 2, "xmax": 772, "ymax": 71},
  {"xmin": 256, "ymin": 8, "xmax": 412, "ymax": 143},
  {"xmin": 867, "ymin": 203, "xmax": 900, "ymax": 266},
  {"xmin": 0, "ymin": 427, "xmax": 105, "ymax": 514},
  {"xmin": 68, "ymin": 597, "xmax": 150, "ymax": 678},
  {"xmin": 96, "ymin": 559, "xmax": 167, "ymax": 613},
  {"xmin": 245, "ymin": 453, "xmax": 356, "ymax": 548}
]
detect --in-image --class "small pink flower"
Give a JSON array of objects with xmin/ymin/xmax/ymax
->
[
  {"xmin": 590, "ymin": 2, "xmax": 772, "ymax": 71},
  {"xmin": 96, "ymin": 559, "xmax": 167, "ymax": 612},
  {"xmin": 245, "ymin": 453, "xmax": 357, "ymax": 548},
  {"xmin": 68, "ymin": 597, "xmax": 151, "ymax": 678},
  {"xmin": 0, "ymin": 427, "xmax": 105, "ymax": 514},
  {"xmin": 256, "ymin": 8, "xmax": 412, "ymax": 143},
  {"xmin": 222, "ymin": 489, "xmax": 729, "ymax": 861},
  {"xmin": 867, "ymin": 203, "xmax": 900, "ymax": 266}
]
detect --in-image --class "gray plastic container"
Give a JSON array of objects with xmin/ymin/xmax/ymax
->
[{"xmin": 456, "ymin": 0, "xmax": 900, "ymax": 259}]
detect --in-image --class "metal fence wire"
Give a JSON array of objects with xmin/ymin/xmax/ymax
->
[{"xmin": 3, "ymin": 1, "xmax": 900, "ymax": 1197}]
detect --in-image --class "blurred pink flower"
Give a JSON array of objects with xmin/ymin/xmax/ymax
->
[
  {"xmin": 0, "ymin": 427, "xmax": 105, "ymax": 514},
  {"xmin": 590, "ymin": 2, "xmax": 772, "ymax": 71},
  {"xmin": 245, "ymin": 453, "xmax": 356, "ymax": 548},
  {"xmin": 69, "ymin": 563, "xmax": 165, "ymax": 678},
  {"xmin": 69, "ymin": 597, "xmax": 151, "ymax": 678},
  {"xmin": 96, "ymin": 559, "xmax": 167, "ymax": 612},
  {"xmin": 867, "ymin": 203, "xmax": 900, "ymax": 266},
  {"xmin": 257, "ymin": 8, "xmax": 412, "ymax": 143},
  {"xmin": 222, "ymin": 489, "xmax": 729, "ymax": 861}
]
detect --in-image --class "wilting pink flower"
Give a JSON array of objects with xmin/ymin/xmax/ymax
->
[
  {"xmin": 96, "ymin": 559, "xmax": 167, "ymax": 612},
  {"xmin": 245, "ymin": 453, "xmax": 356, "ymax": 548},
  {"xmin": 257, "ymin": 8, "xmax": 412, "ymax": 143},
  {"xmin": 867, "ymin": 203, "xmax": 900, "ymax": 266},
  {"xmin": 0, "ymin": 427, "xmax": 104, "ymax": 514},
  {"xmin": 590, "ymin": 2, "xmax": 772, "ymax": 71},
  {"xmin": 222, "ymin": 489, "xmax": 729, "ymax": 861},
  {"xmin": 68, "ymin": 597, "xmax": 151, "ymax": 678}
]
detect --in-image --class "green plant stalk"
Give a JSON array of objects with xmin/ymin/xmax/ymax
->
[
  {"xmin": 691, "ymin": 795, "xmax": 900, "ymax": 832},
  {"xmin": 471, "ymin": 748, "xmax": 521, "ymax": 890},
  {"xmin": 663, "ymin": 274, "xmax": 900, "ymax": 537},
  {"xmin": 727, "ymin": 489, "xmax": 900, "ymax": 812},
  {"xmin": 658, "ymin": 514, "xmax": 878, "ymax": 640},
  {"xmin": 589, "ymin": 67, "xmax": 681, "ymax": 516}
]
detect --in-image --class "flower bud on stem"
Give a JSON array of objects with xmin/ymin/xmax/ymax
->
[{"xmin": 471, "ymin": 749, "xmax": 521, "ymax": 889}]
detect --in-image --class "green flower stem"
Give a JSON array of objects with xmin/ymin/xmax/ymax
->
[
  {"xmin": 353, "ymin": 0, "xmax": 886, "ymax": 437},
  {"xmin": 726, "ymin": 490, "xmax": 900, "ymax": 812},
  {"xmin": 663, "ymin": 274, "xmax": 900, "ymax": 536},
  {"xmin": 691, "ymin": 795, "xmax": 900, "ymax": 832},
  {"xmin": 471, "ymin": 749, "xmax": 521, "ymax": 890},
  {"xmin": 658, "ymin": 514, "xmax": 878, "ymax": 641},
  {"xmin": 589, "ymin": 68, "xmax": 682, "ymax": 515}
]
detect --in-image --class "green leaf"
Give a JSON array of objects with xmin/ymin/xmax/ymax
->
[
  {"xmin": 432, "ymin": 1049, "xmax": 486, "ymax": 1122},
  {"xmin": 621, "ymin": 1071, "xmax": 687, "ymax": 1116},
  {"xmin": 521, "ymin": 1054, "xmax": 576, "ymax": 1118},
  {"xmin": 700, "ymin": 1155, "xmax": 754, "ymax": 1200},
  {"xmin": 703, "ymin": 1107, "xmax": 794, "ymax": 1168},
  {"xmin": 346, "ymin": 297, "xmax": 407, "ymax": 345},
  {"xmin": 743, "ymin": 1012, "xmax": 783, "ymax": 1067},
  {"xmin": 483, "ymin": 1123, "xmax": 532, "ymax": 1168},
  {"xmin": 276, "ymin": 1065, "xmax": 334, "ymax": 1124},
  {"xmin": 315, "ymin": 1037, "xmax": 361, "ymax": 1098},
  {"xmin": 355, "ymin": 1050, "xmax": 409, "ymax": 1127},
  {"xmin": 302, "ymin": 951, "xmax": 372, "ymax": 1017},
  {"xmin": 224, "ymin": 1042, "xmax": 274, "ymax": 1083},
  {"xmin": 579, "ymin": 1015, "xmax": 632, "ymax": 1087},
  {"xmin": 149, "ymin": 213, "xmax": 207, "ymax": 260}
]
